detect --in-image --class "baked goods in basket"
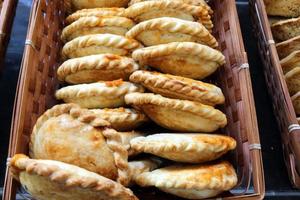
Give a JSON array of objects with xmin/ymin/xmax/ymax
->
[
  {"xmin": 68, "ymin": 0, "xmax": 130, "ymax": 11},
  {"xmin": 123, "ymin": 0, "xmax": 213, "ymax": 31},
  {"xmin": 280, "ymin": 50, "xmax": 300, "ymax": 74},
  {"xmin": 132, "ymin": 42, "xmax": 225, "ymax": 79},
  {"xmin": 133, "ymin": 161, "xmax": 237, "ymax": 199},
  {"xmin": 130, "ymin": 133, "xmax": 236, "ymax": 163},
  {"xmin": 61, "ymin": 16, "xmax": 135, "ymax": 42},
  {"xmin": 8, "ymin": 154, "xmax": 138, "ymax": 200},
  {"xmin": 66, "ymin": 8, "xmax": 125, "ymax": 24},
  {"xmin": 90, "ymin": 107, "xmax": 149, "ymax": 131},
  {"xmin": 271, "ymin": 17, "xmax": 300, "ymax": 41},
  {"xmin": 56, "ymin": 80, "xmax": 144, "ymax": 108},
  {"xmin": 57, "ymin": 54, "xmax": 140, "ymax": 83},
  {"xmin": 264, "ymin": 0, "xmax": 300, "ymax": 17},
  {"xmin": 125, "ymin": 93, "xmax": 227, "ymax": 132},
  {"xmin": 285, "ymin": 67, "xmax": 300, "ymax": 95},
  {"xmin": 62, "ymin": 34, "xmax": 142, "ymax": 59},
  {"xmin": 129, "ymin": 70, "xmax": 225, "ymax": 105},
  {"xmin": 126, "ymin": 17, "xmax": 218, "ymax": 48},
  {"xmin": 276, "ymin": 35, "xmax": 300, "ymax": 59}
]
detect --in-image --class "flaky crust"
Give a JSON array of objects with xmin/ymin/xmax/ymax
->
[
  {"xmin": 285, "ymin": 67, "xmax": 300, "ymax": 95},
  {"xmin": 61, "ymin": 16, "xmax": 135, "ymax": 42},
  {"xmin": 129, "ymin": 70, "xmax": 225, "ymax": 106},
  {"xmin": 90, "ymin": 107, "xmax": 149, "ymax": 131},
  {"xmin": 130, "ymin": 133, "xmax": 236, "ymax": 163},
  {"xmin": 280, "ymin": 50, "xmax": 300, "ymax": 74},
  {"xmin": 55, "ymin": 80, "xmax": 144, "ymax": 108},
  {"xmin": 276, "ymin": 35, "xmax": 300, "ymax": 59},
  {"xmin": 125, "ymin": 93, "xmax": 227, "ymax": 132},
  {"xmin": 62, "ymin": 34, "xmax": 142, "ymax": 59},
  {"xmin": 66, "ymin": 8, "xmax": 125, "ymax": 24},
  {"xmin": 271, "ymin": 17, "xmax": 300, "ymax": 41},
  {"xmin": 126, "ymin": 17, "xmax": 217, "ymax": 48},
  {"xmin": 124, "ymin": 1, "xmax": 213, "ymax": 31},
  {"xmin": 70, "ymin": 0, "xmax": 130, "ymax": 10},
  {"xmin": 57, "ymin": 54, "xmax": 140, "ymax": 83},
  {"xmin": 9, "ymin": 154, "xmax": 138, "ymax": 200},
  {"xmin": 30, "ymin": 104, "xmax": 131, "ymax": 185},
  {"xmin": 134, "ymin": 161, "xmax": 237, "ymax": 199},
  {"xmin": 264, "ymin": 0, "xmax": 300, "ymax": 17}
]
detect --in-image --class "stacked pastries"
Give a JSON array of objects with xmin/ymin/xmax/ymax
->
[{"xmin": 8, "ymin": 0, "xmax": 238, "ymax": 200}]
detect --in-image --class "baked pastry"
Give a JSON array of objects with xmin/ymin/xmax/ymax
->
[
  {"xmin": 9, "ymin": 154, "xmax": 138, "ymax": 200},
  {"xmin": 130, "ymin": 133, "xmax": 236, "ymax": 163},
  {"xmin": 292, "ymin": 92, "xmax": 300, "ymax": 115},
  {"xmin": 276, "ymin": 35, "xmax": 300, "ymax": 59},
  {"xmin": 55, "ymin": 80, "xmax": 144, "ymax": 108},
  {"xmin": 264, "ymin": 0, "xmax": 300, "ymax": 17},
  {"xmin": 119, "ymin": 131, "xmax": 147, "ymax": 156},
  {"xmin": 132, "ymin": 42, "xmax": 225, "ymax": 79},
  {"xmin": 125, "ymin": 93, "xmax": 227, "ymax": 132},
  {"xmin": 68, "ymin": 0, "xmax": 130, "ymax": 11},
  {"xmin": 134, "ymin": 161, "xmax": 237, "ymax": 199},
  {"xmin": 57, "ymin": 54, "xmax": 140, "ymax": 84},
  {"xmin": 90, "ymin": 107, "xmax": 149, "ymax": 131},
  {"xmin": 280, "ymin": 50, "xmax": 300, "ymax": 74},
  {"xmin": 126, "ymin": 17, "xmax": 218, "ymax": 48},
  {"xmin": 271, "ymin": 17, "xmax": 300, "ymax": 41},
  {"xmin": 29, "ymin": 103, "xmax": 136, "ymax": 185},
  {"xmin": 66, "ymin": 8, "xmax": 125, "ymax": 24},
  {"xmin": 129, "ymin": 70, "xmax": 225, "ymax": 106},
  {"xmin": 61, "ymin": 16, "xmax": 135, "ymax": 42},
  {"xmin": 62, "ymin": 34, "xmax": 141, "ymax": 59},
  {"xmin": 285, "ymin": 67, "xmax": 300, "ymax": 95},
  {"xmin": 124, "ymin": 1, "xmax": 213, "ymax": 32}
]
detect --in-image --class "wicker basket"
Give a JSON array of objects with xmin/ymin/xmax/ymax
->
[
  {"xmin": 249, "ymin": 0, "xmax": 300, "ymax": 188},
  {"xmin": 3, "ymin": 0, "xmax": 264, "ymax": 199},
  {"xmin": 0, "ymin": 0, "xmax": 17, "ymax": 70}
]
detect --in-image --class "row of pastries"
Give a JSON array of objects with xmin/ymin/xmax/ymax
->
[{"xmin": 9, "ymin": 0, "xmax": 238, "ymax": 199}]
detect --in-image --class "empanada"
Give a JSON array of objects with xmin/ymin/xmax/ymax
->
[
  {"xmin": 9, "ymin": 154, "xmax": 138, "ymax": 200},
  {"xmin": 264, "ymin": 0, "xmax": 300, "ymax": 17},
  {"xmin": 276, "ymin": 35, "xmax": 300, "ymax": 59},
  {"xmin": 125, "ymin": 93, "xmax": 227, "ymax": 132},
  {"xmin": 130, "ymin": 133, "xmax": 236, "ymax": 163},
  {"xmin": 55, "ymin": 80, "xmax": 144, "ymax": 108},
  {"xmin": 61, "ymin": 16, "xmax": 135, "ymax": 42},
  {"xmin": 132, "ymin": 42, "xmax": 225, "ymax": 79},
  {"xmin": 292, "ymin": 92, "xmax": 300, "ymax": 115},
  {"xmin": 134, "ymin": 161, "xmax": 237, "ymax": 199},
  {"xmin": 129, "ymin": 70, "xmax": 225, "ymax": 106},
  {"xmin": 124, "ymin": 1, "xmax": 213, "ymax": 32},
  {"xmin": 271, "ymin": 17, "xmax": 300, "ymax": 41},
  {"xmin": 90, "ymin": 107, "xmax": 149, "ymax": 131},
  {"xmin": 57, "ymin": 54, "xmax": 140, "ymax": 84},
  {"xmin": 30, "ymin": 103, "xmax": 135, "ymax": 185},
  {"xmin": 285, "ymin": 67, "xmax": 300, "ymax": 95},
  {"xmin": 66, "ymin": 8, "xmax": 125, "ymax": 24},
  {"xmin": 126, "ymin": 17, "xmax": 218, "ymax": 48},
  {"xmin": 280, "ymin": 50, "xmax": 300, "ymax": 74},
  {"xmin": 68, "ymin": 0, "xmax": 130, "ymax": 11},
  {"xmin": 119, "ymin": 131, "xmax": 147, "ymax": 156},
  {"xmin": 62, "ymin": 34, "xmax": 141, "ymax": 59}
]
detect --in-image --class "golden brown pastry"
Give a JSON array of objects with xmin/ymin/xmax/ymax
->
[
  {"xmin": 280, "ymin": 50, "xmax": 300, "ymax": 74},
  {"xmin": 126, "ymin": 17, "xmax": 218, "ymax": 48},
  {"xmin": 125, "ymin": 93, "xmax": 227, "ymax": 132},
  {"xmin": 119, "ymin": 131, "xmax": 147, "ymax": 156},
  {"xmin": 68, "ymin": 0, "xmax": 130, "ymax": 11},
  {"xmin": 292, "ymin": 91, "xmax": 300, "ymax": 115},
  {"xmin": 57, "ymin": 54, "xmax": 140, "ymax": 84},
  {"xmin": 128, "ymin": 159, "xmax": 160, "ymax": 183},
  {"xmin": 66, "ymin": 8, "xmax": 125, "ymax": 24},
  {"xmin": 55, "ymin": 80, "xmax": 144, "ymax": 109},
  {"xmin": 134, "ymin": 161, "xmax": 237, "ymax": 199},
  {"xmin": 90, "ymin": 107, "xmax": 149, "ymax": 131},
  {"xmin": 285, "ymin": 67, "xmax": 300, "ymax": 95},
  {"xmin": 130, "ymin": 133, "xmax": 236, "ymax": 163},
  {"xmin": 61, "ymin": 16, "xmax": 135, "ymax": 42},
  {"xmin": 62, "ymin": 34, "xmax": 142, "ymax": 59},
  {"xmin": 124, "ymin": 1, "xmax": 213, "ymax": 32},
  {"xmin": 9, "ymin": 154, "xmax": 138, "ymax": 200},
  {"xmin": 264, "ymin": 0, "xmax": 300, "ymax": 17},
  {"xmin": 129, "ymin": 70, "xmax": 225, "ymax": 106},
  {"xmin": 276, "ymin": 35, "xmax": 300, "ymax": 59},
  {"xmin": 29, "ymin": 103, "xmax": 134, "ymax": 185},
  {"xmin": 271, "ymin": 17, "xmax": 300, "ymax": 41},
  {"xmin": 132, "ymin": 42, "xmax": 225, "ymax": 79}
]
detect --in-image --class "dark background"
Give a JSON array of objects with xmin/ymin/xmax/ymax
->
[{"xmin": 0, "ymin": 0, "xmax": 299, "ymax": 199}]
